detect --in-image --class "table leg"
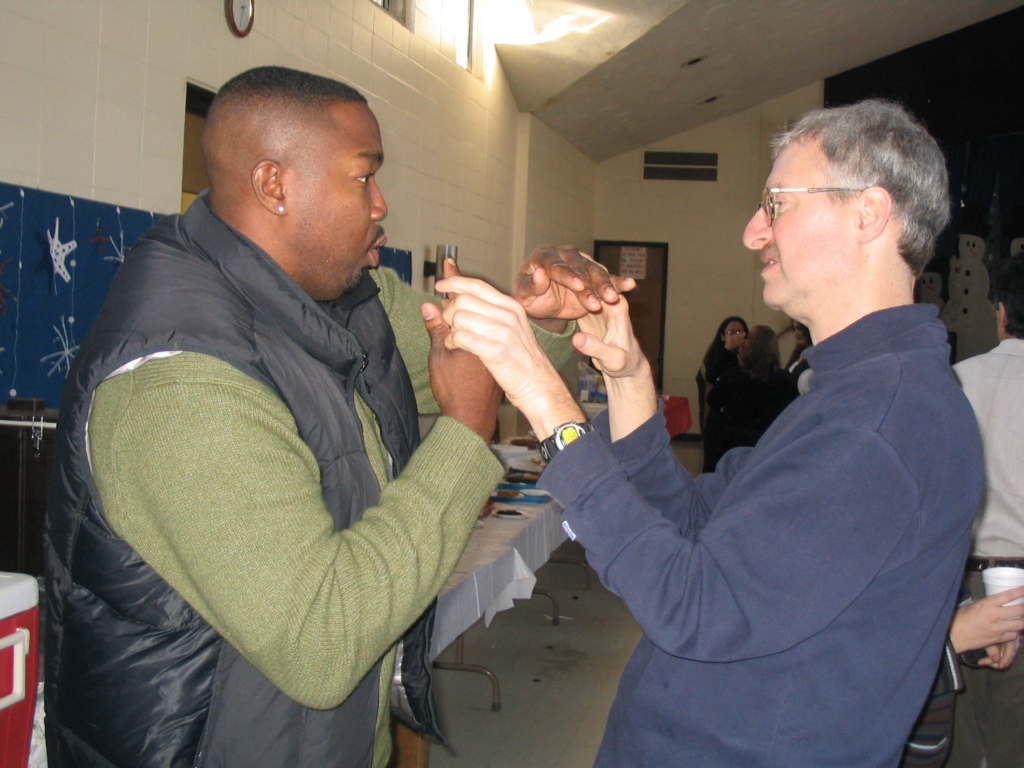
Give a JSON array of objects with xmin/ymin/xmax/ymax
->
[
  {"xmin": 389, "ymin": 720, "xmax": 430, "ymax": 768},
  {"xmin": 532, "ymin": 588, "xmax": 560, "ymax": 625},
  {"xmin": 432, "ymin": 634, "xmax": 502, "ymax": 711},
  {"xmin": 547, "ymin": 557, "xmax": 592, "ymax": 590}
]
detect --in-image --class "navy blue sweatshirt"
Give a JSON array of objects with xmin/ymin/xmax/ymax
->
[{"xmin": 539, "ymin": 305, "xmax": 982, "ymax": 768}]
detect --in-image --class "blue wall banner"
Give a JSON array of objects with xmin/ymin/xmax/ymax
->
[
  {"xmin": 378, "ymin": 246, "xmax": 412, "ymax": 286},
  {"xmin": 0, "ymin": 182, "xmax": 415, "ymax": 409},
  {"xmin": 0, "ymin": 182, "xmax": 157, "ymax": 407}
]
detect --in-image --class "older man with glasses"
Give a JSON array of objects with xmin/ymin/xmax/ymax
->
[{"xmin": 437, "ymin": 99, "xmax": 982, "ymax": 767}]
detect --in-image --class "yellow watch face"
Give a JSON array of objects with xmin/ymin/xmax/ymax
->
[
  {"xmin": 545, "ymin": 421, "xmax": 591, "ymax": 459},
  {"xmin": 561, "ymin": 427, "xmax": 581, "ymax": 446}
]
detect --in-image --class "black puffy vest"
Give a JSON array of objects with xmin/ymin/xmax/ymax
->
[{"xmin": 45, "ymin": 195, "xmax": 434, "ymax": 767}]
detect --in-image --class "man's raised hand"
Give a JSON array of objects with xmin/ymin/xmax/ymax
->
[
  {"xmin": 574, "ymin": 294, "xmax": 658, "ymax": 441},
  {"xmin": 421, "ymin": 299, "xmax": 502, "ymax": 442},
  {"xmin": 435, "ymin": 273, "xmax": 582, "ymax": 440},
  {"xmin": 573, "ymin": 294, "xmax": 650, "ymax": 381},
  {"xmin": 515, "ymin": 245, "xmax": 635, "ymax": 330}
]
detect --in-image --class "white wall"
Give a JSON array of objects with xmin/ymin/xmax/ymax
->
[
  {"xmin": 0, "ymin": 0, "xmax": 596, "ymax": 294},
  {"xmin": 523, "ymin": 115, "xmax": 596, "ymax": 257},
  {"xmin": 593, "ymin": 82, "xmax": 824, "ymax": 419}
]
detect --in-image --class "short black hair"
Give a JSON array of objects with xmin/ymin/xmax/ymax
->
[
  {"xmin": 202, "ymin": 67, "xmax": 369, "ymax": 186},
  {"xmin": 212, "ymin": 66, "xmax": 366, "ymax": 114},
  {"xmin": 993, "ymin": 253, "xmax": 1024, "ymax": 339}
]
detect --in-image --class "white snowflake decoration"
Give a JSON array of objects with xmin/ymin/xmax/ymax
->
[
  {"xmin": 40, "ymin": 315, "xmax": 79, "ymax": 377},
  {"xmin": 104, "ymin": 207, "xmax": 127, "ymax": 264},
  {"xmin": 47, "ymin": 217, "xmax": 77, "ymax": 283}
]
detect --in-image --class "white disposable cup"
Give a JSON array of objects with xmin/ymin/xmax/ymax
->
[{"xmin": 981, "ymin": 567, "xmax": 1024, "ymax": 606}]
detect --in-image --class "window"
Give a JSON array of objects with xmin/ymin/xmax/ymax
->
[
  {"xmin": 452, "ymin": 0, "xmax": 474, "ymax": 71},
  {"xmin": 370, "ymin": 0, "xmax": 407, "ymax": 25},
  {"xmin": 405, "ymin": 0, "xmax": 476, "ymax": 71}
]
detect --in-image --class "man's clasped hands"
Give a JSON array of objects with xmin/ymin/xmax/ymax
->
[{"xmin": 422, "ymin": 245, "xmax": 662, "ymax": 445}]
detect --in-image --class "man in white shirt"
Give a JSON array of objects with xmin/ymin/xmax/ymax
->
[{"xmin": 949, "ymin": 253, "xmax": 1024, "ymax": 768}]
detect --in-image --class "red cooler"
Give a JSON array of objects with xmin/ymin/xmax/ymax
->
[{"xmin": 0, "ymin": 573, "xmax": 39, "ymax": 768}]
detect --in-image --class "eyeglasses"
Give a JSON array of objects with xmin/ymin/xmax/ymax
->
[
  {"xmin": 757, "ymin": 187, "xmax": 866, "ymax": 226},
  {"xmin": 725, "ymin": 329, "xmax": 746, "ymax": 335}
]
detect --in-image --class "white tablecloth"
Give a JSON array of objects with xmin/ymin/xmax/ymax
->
[{"xmin": 429, "ymin": 499, "xmax": 565, "ymax": 659}]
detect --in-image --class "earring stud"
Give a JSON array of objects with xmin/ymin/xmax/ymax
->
[{"xmin": 277, "ymin": 205, "xmax": 285, "ymax": 213}]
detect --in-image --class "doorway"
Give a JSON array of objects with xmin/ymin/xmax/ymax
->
[
  {"xmin": 181, "ymin": 83, "xmax": 215, "ymax": 213},
  {"xmin": 593, "ymin": 241, "xmax": 669, "ymax": 390}
]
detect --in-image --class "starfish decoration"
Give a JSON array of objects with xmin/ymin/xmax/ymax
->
[
  {"xmin": 0, "ymin": 258, "xmax": 16, "ymax": 316},
  {"xmin": 47, "ymin": 217, "xmax": 77, "ymax": 283}
]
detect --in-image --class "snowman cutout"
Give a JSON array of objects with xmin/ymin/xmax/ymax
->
[
  {"xmin": 918, "ymin": 272, "xmax": 944, "ymax": 309},
  {"xmin": 939, "ymin": 233, "xmax": 998, "ymax": 361}
]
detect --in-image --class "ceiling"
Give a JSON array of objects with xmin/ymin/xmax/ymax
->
[{"xmin": 492, "ymin": 0, "xmax": 1024, "ymax": 162}]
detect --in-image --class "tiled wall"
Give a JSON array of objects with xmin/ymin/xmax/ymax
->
[
  {"xmin": 594, "ymin": 83, "xmax": 824, "ymax": 414},
  {"xmin": 525, "ymin": 115, "xmax": 596, "ymax": 255},
  {"xmin": 0, "ymin": 0, "xmax": 596, "ymax": 291}
]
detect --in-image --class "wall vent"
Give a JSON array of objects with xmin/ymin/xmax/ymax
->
[{"xmin": 643, "ymin": 151, "xmax": 718, "ymax": 181}]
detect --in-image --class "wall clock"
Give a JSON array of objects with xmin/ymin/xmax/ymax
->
[{"xmin": 226, "ymin": 0, "xmax": 255, "ymax": 37}]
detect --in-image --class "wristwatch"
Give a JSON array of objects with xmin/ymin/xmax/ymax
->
[{"xmin": 538, "ymin": 421, "xmax": 595, "ymax": 462}]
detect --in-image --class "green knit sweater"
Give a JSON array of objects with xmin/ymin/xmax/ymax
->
[{"xmin": 88, "ymin": 267, "xmax": 574, "ymax": 765}]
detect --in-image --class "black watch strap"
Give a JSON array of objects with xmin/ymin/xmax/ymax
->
[{"xmin": 538, "ymin": 421, "xmax": 594, "ymax": 462}]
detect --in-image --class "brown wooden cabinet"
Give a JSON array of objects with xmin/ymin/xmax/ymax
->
[{"xmin": 0, "ymin": 406, "xmax": 57, "ymax": 577}]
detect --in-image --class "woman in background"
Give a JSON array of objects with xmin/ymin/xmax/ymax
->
[
  {"xmin": 704, "ymin": 325, "xmax": 797, "ymax": 471},
  {"xmin": 782, "ymin": 319, "xmax": 814, "ymax": 393},
  {"xmin": 697, "ymin": 316, "xmax": 748, "ymax": 472}
]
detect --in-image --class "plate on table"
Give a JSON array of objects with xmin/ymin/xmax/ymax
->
[
  {"xmin": 490, "ymin": 443, "xmax": 530, "ymax": 466},
  {"xmin": 504, "ymin": 470, "xmax": 540, "ymax": 484},
  {"xmin": 506, "ymin": 453, "xmax": 545, "ymax": 473},
  {"xmin": 493, "ymin": 507, "xmax": 527, "ymax": 519},
  {"xmin": 489, "ymin": 485, "xmax": 550, "ymax": 504}
]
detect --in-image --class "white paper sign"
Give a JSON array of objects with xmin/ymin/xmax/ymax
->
[{"xmin": 619, "ymin": 246, "xmax": 647, "ymax": 280}]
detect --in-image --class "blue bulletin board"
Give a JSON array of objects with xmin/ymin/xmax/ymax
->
[
  {"xmin": 378, "ymin": 246, "xmax": 412, "ymax": 286},
  {"xmin": 0, "ymin": 182, "xmax": 157, "ymax": 407},
  {"xmin": 0, "ymin": 181, "xmax": 414, "ymax": 409}
]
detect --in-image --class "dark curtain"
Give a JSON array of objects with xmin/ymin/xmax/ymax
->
[
  {"xmin": 933, "ymin": 143, "xmax": 969, "ymax": 292},
  {"xmin": 997, "ymin": 136, "xmax": 1024, "ymax": 258},
  {"xmin": 928, "ymin": 134, "xmax": 1024, "ymax": 298}
]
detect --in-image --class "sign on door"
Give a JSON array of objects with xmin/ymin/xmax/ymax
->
[{"xmin": 619, "ymin": 246, "xmax": 647, "ymax": 280}]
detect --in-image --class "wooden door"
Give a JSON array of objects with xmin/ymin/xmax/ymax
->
[{"xmin": 593, "ymin": 241, "xmax": 669, "ymax": 390}]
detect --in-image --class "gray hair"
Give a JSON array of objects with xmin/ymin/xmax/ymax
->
[{"xmin": 771, "ymin": 99, "xmax": 950, "ymax": 276}]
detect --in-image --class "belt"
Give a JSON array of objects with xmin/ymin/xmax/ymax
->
[{"xmin": 966, "ymin": 556, "xmax": 1024, "ymax": 571}]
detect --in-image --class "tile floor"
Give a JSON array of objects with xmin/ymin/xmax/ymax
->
[
  {"xmin": 429, "ymin": 541, "xmax": 640, "ymax": 768},
  {"xmin": 428, "ymin": 440, "xmax": 702, "ymax": 768}
]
